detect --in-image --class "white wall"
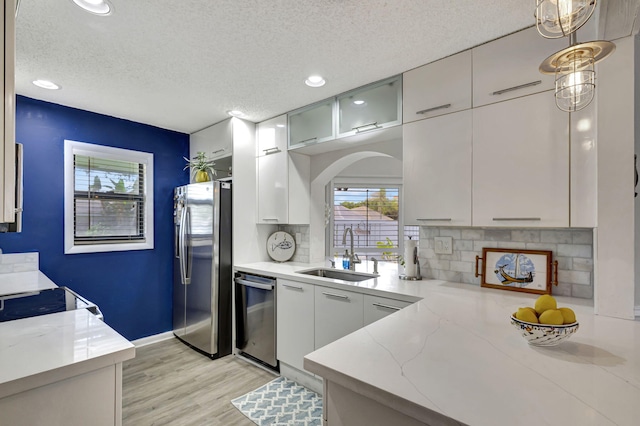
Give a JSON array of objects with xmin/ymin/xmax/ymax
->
[{"xmin": 335, "ymin": 156, "xmax": 402, "ymax": 179}]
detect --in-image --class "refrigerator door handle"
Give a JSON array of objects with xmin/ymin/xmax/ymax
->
[
  {"xmin": 179, "ymin": 207, "xmax": 190, "ymax": 285},
  {"xmin": 184, "ymin": 207, "xmax": 192, "ymax": 284}
]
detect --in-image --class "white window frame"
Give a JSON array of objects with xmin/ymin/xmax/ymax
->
[
  {"xmin": 64, "ymin": 140, "xmax": 154, "ymax": 254},
  {"xmin": 328, "ymin": 177, "xmax": 407, "ymax": 261}
]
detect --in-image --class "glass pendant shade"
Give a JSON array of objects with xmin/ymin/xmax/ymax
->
[
  {"xmin": 555, "ymin": 50, "xmax": 595, "ymax": 112},
  {"xmin": 536, "ymin": 0, "xmax": 597, "ymax": 38}
]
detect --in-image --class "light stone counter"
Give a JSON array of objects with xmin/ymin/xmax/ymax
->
[
  {"xmin": 235, "ymin": 261, "xmax": 639, "ymax": 426},
  {"xmin": 0, "ymin": 271, "xmax": 58, "ymax": 296}
]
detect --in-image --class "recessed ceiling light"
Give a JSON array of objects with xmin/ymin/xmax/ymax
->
[
  {"xmin": 276, "ymin": 124, "xmax": 286, "ymax": 128},
  {"xmin": 32, "ymin": 79, "xmax": 61, "ymax": 90},
  {"xmin": 227, "ymin": 110, "xmax": 244, "ymax": 117},
  {"xmin": 353, "ymin": 100, "xmax": 365, "ymax": 105},
  {"xmin": 305, "ymin": 75, "xmax": 326, "ymax": 88},
  {"xmin": 71, "ymin": 0, "xmax": 114, "ymax": 16}
]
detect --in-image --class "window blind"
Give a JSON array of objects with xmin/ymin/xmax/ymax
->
[{"xmin": 73, "ymin": 154, "xmax": 145, "ymax": 244}]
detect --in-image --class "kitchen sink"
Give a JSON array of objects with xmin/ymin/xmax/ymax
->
[{"xmin": 295, "ymin": 268, "xmax": 378, "ymax": 282}]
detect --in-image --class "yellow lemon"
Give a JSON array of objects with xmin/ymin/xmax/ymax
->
[
  {"xmin": 539, "ymin": 309, "xmax": 564, "ymax": 325},
  {"xmin": 558, "ymin": 307, "xmax": 577, "ymax": 324},
  {"xmin": 521, "ymin": 307, "xmax": 538, "ymax": 317},
  {"xmin": 534, "ymin": 294, "xmax": 557, "ymax": 315},
  {"xmin": 515, "ymin": 307, "xmax": 539, "ymax": 323}
]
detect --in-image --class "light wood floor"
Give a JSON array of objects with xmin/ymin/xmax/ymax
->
[{"xmin": 122, "ymin": 337, "xmax": 276, "ymax": 426}]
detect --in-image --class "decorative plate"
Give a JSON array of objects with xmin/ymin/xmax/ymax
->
[{"xmin": 267, "ymin": 231, "xmax": 296, "ymax": 262}]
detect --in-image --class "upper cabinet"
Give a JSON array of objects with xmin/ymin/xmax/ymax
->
[
  {"xmin": 288, "ymin": 99, "xmax": 335, "ymax": 149},
  {"xmin": 257, "ymin": 115, "xmax": 310, "ymax": 225},
  {"xmin": 472, "ymin": 91, "xmax": 569, "ymax": 227},
  {"xmin": 403, "ymin": 50, "xmax": 472, "ymax": 123},
  {"xmin": 472, "ymin": 27, "xmax": 566, "ymax": 108},
  {"xmin": 190, "ymin": 118, "xmax": 233, "ymax": 160},
  {"xmin": 1, "ymin": 0, "xmax": 16, "ymax": 223},
  {"xmin": 336, "ymin": 76, "xmax": 402, "ymax": 138}
]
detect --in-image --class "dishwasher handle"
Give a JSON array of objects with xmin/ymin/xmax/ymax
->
[{"xmin": 234, "ymin": 278, "xmax": 274, "ymax": 291}]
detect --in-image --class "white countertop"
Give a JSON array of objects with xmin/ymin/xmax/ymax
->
[
  {"xmin": 235, "ymin": 261, "xmax": 640, "ymax": 426},
  {"xmin": 0, "ymin": 271, "xmax": 58, "ymax": 296},
  {"xmin": 0, "ymin": 309, "xmax": 135, "ymax": 399}
]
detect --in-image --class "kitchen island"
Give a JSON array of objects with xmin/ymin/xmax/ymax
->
[
  {"xmin": 235, "ymin": 261, "xmax": 640, "ymax": 426},
  {"xmin": 0, "ymin": 268, "xmax": 135, "ymax": 426}
]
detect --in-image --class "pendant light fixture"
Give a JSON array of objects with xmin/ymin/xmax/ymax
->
[
  {"xmin": 535, "ymin": 0, "xmax": 615, "ymax": 112},
  {"xmin": 535, "ymin": 0, "xmax": 597, "ymax": 38}
]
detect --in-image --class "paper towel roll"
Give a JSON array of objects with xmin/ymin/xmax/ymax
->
[{"xmin": 404, "ymin": 239, "xmax": 418, "ymax": 277}]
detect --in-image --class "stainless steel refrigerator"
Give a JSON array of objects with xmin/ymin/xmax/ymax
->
[{"xmin": 173, "ymin": 180, "xmax": 232, "ymax": 358}]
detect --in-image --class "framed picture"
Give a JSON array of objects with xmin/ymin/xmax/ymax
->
[{"xmin": 476, "ymin": 248, "xmax": 554, "ymax": 295}]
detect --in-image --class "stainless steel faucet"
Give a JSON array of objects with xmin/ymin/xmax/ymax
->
[
  {"xmin": 371, "ymin": 257, "xmax": 378, "ymax": 275},
  {"xmin": 342, "ymin": 227, "xmax": 360, "ymax": 270}
]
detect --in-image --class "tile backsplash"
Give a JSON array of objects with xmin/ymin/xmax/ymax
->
[
  {"xmin": 278, "ymin": 225, "xmax": 310, "ymax": 263},
  {"xmin": 0, "ymin": 252, "xmax": 39, "ymax": 274},
  {"xmin": 419, "ymin": 228, "xmax": 593, "ymax": 299}
]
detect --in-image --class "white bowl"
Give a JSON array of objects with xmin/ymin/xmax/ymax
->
[{"xmin": 510, "ymin": 314, "xmax": 579, "ymax": 346}]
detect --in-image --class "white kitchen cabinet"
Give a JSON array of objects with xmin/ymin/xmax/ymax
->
[
  {"xmin": 472, "ymin": 27, "xmax": 566, "ymax": 108},
  {"xmin": 403, "ymin": 50, "xmax": 471, "ymax": 123},
  {"xmin": 288, "ymin": 99, "xmax": 335, "ymax": 149},
  {"xmin": 277, "ymin": 279, "xmax": 315, "ymax": 372},
  {"xmin": 337, "ymin": 76, "xmax": 402, "ymax": 138},
  {"xmin": 403, "ymin": 110, "xmax": 472, "ymax": 226},
  {"xmin": 314, "ymin": 285, "xmax": 363, "ymax": 349},
  {"xmin": 190, "ymin": 118, "xmax": 232, "ymax": 165},
  {"xmin": 570, "ymin": 99, "xmax": 597, "ymax": 228},
  {"xmin": 0, "ymin": 0, "xmax": 16, "ymax": 223},
  {"xmin": 363, "ymin": 294, "xmax": 412, "ymax": 326},
  {"xmin": 472, "ymin": 91, "xmax": 569, "ymax": 227},
  {"xmin": 256, "ymin": 115, "xmax": 310, "ymax": 224}
]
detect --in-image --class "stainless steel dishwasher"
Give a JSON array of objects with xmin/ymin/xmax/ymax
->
[{"xmin": 234, "ymin": 272, "xmax": 278, "ymax": 369}]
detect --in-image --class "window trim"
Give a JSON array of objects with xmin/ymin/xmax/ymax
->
[
  {"xmin": 64, "ymin": 140, "xmax": 154, "ymax": 254},
  {"xmin": 328, "ymin": 178, "xmax": 406, "ymax": 260}
]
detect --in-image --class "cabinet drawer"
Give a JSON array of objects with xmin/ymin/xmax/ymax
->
[
  {"xmin": 403, "ymin": 50, "xmax": 471, "ymax": 123},
  {"xmin": 472, "ymin": 27, "xmax": 566, "ymax": 107},
  {"xmin": 363, "ymin": 294, "xmax": 412, "ymax": 326}
]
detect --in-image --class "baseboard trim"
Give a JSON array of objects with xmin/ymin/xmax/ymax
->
[{"xmin": 131, "ymin": 331, "xmax": 175, "ymax": 347}]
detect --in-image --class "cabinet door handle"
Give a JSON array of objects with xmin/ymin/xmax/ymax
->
[
  {"xmin": 322, "ymin": 291, "xmax": 350, "ymax": 300},
  {"xmin": 492, "ymin": 80, "xmax": 542, "ymax": 96},
  {"xmin": 492, "ymin": 217, "xmax": 541, "ymax": 221},
  {"xmin": 263, "ymin": 147, "xmax": 281, "ymax": 155},
  {"xmin": 353, "ymin": 122, "xmax": 381, "ymax": 133},
  {"xmin": 212, "ymin": 148, "xmax": 226, "ymax": 155},
  {"xmin": 296, "ymin": 137, "xmax": 318, "ymax": 145},
  {"xmin": 417, "ymin": 218, "xmax": 452, "ymax": 221},
  {"xmin": 282, "ymin": 283, "xmax": 303, "ymax": 290},
  {"xmin": 416, "ymin": 104, "xmax": 451, "ymax": 115},
  {"xmin": 262, "ymin": 218, "xmax": 279, "ymax": 222},
  {"xmin": 372, "ymin": 302, "xmax": 402, "ymax": 311}
]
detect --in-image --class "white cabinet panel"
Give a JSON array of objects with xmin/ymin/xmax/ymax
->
[
  {"xmin": 403, "ymin": 110, "xmax": 472, "ymax": 226},
  {"xmin": 403, "ymin": 50, "xmax": 472, "ymax": 123},
  {"xmin": 472, "ymin": 92, "xmax": 569, "ymax": 227},
  {"xmin": 257, "ymin": 115, "xmax": 310, "ymax": 224},
  {"xmin": 314, "ymin": 286, "xmax": 363, "ymax": 349},
  {"xmin": 570, "ymin": 101, "xmax": 597, "ymax": 228},
  {"xmin": 337, "ymin": 76, "xmax": 402, "ymax": 138},
  {"xmin": 190, "ymin": 118, "xmax": 232, "ymax": 162},
  {"xmin": 277, "ymin": 279, "xmax": 315, "ymax": 372},
  {"xmin": 363, "ymin": 294, "xmax": 412, "ymax": 326},
  {"xmin": 1, "ymin": 0, "xmax": 16, "ymax": 223},
  {"xmin": 472, "ymin": 27, "xmax": 566, "ymax": 108}
]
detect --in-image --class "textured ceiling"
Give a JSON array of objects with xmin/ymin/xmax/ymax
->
[{"xmin": 16, "ymin": 1, "xmax": 534, "ymax": 134}]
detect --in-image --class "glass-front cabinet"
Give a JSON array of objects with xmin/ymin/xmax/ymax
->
[
  {"xmin": 288, "ymin": 99, "xmax": 335, "ymax": 149},
  {"xmin": 337, "ymin": 76, "xmax": 402, "ymax": 138}
]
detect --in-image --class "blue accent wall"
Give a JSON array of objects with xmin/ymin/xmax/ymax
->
[{"xmin": 0, "ymin": 96, "xmax": 189, "ymax": 340}]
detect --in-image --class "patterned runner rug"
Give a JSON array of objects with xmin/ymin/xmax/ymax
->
[{"xmin": 231, "ymin": 376, "xmax": 323, "ymax": 426}]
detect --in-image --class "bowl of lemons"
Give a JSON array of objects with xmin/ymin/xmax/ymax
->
[{"xmin": 510, "ymin": 294, "xmax": 579, "ymax": 346}]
